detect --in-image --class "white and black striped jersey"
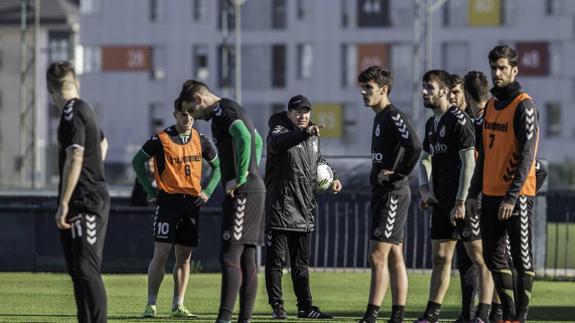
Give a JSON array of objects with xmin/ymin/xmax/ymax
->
[
  {"xmin": 423, "ymin": 106, "xmax": 475, "ymax": 203},
  {"xmin": 370, "ymin": 104, "xmax": 421, "ymax": 194}
]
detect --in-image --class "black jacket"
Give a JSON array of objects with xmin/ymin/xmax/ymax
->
[{"xmin": 264, "ymin": 112, "xmax": 338, "ymax": 232}]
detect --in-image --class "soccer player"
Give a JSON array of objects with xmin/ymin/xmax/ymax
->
[
  {"xmin": 357, "ymin": 66, "xmax": 422, "ymax": 323},
  {"xmin": 176, "ymin": 80, "xmax": 265, "ymax": 323},
  {"xmin": 264, "ymin": 95, "xmax": 342, "ymax": 320},
  {"xmin": 467, "ymin": 45, "xmax": 540, "ymax": 323},
  {"xmin": 416, "ymin": 69, "xmax": 493, "ymax": 323},
  {"xmin": 452, "ymin": 72, "xmax": 478, "ymax": 323},
  {"xmin": 133, "ymin": 99, "xmax": 221, "ymax": 318},
  {"xmin": 47, "ymin": 61, "xmax": 110, "ymax": 323}
]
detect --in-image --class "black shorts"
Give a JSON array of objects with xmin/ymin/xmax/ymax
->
[
  {"xmin": 430, "ymin": 202, "xmax": 481, "ymax": 241},
  {"xmin": 370, "ymin": 192, "xmax": 410, "ymax": 244},
  {"xmin": 153, "ymin": 203, "xmax": 199, "ymax": 247},
  {"xmin": 222, "ymin": 189, "xmax": 265, "ymax": 246}
]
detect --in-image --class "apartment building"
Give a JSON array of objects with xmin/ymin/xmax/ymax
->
[{"xmin": 72, "ymin": 0, "xmax": 575, "ymax": 184}]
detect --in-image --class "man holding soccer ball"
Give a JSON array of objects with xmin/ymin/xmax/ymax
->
[{"xmin": 264, "ymin": 94, "xmax": 342, "ymax": 320}]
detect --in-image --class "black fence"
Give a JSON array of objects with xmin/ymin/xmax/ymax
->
[{"xmin": 0, "ymin": 191, "xmax": 572, "ymax": 276}]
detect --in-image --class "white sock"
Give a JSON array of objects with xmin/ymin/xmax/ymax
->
[
  {"xmin": 147, "ymin": 294, "xmax": 157, "ymax": 306},
  {"xmin": 172, "ymin": 296, "xmax": 184, "ymax": 309}
]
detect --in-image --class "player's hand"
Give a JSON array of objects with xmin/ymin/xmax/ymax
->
[
  {"xmin": 306, "ymin": 124, "xmax": 325, "ymax": 137},
  {"xmin": 466, "ymin": 198, "xmax": 479, "ymax": 218},
  {"xmin": 225, "ymin": 179, "xmax": 242, "ymax": 198},
  {"xmin": 55, "ymin": 203, "xmax": 71, "ymax": 229},
  {"xmin": 193, "ymin": 191, "xmax": 209, "ymax": 206},
  {"xmin": 450, "ymin": 200, "xmax": 466, "ymax": 226},
  {"xmin": 419, "ymin": 198, "xmax": 431, "ymax": 210},
  {"xmin": 330, "ymin": 179, "xmax": 342, "ymax": 194},
  {"xmin": 378, "ymin": 169, "xmax": 394, "ymax": 184},
  {"xmin": 419, "ymin": 186, "xmax": 439, "ymax": 206},
  {"xmin": 147, "ymin": 190, "xmax": 158, "ymax": 204},
  {"xmin": 498, "ymin": 201, "xmax": 515, "ymax": 221}
]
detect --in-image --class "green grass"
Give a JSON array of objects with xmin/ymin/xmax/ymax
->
[
  {"xmin": 0, "ymin": 272, "xmax": 574, "ymax": 322},
  {"xmin": 546, "ymin": 223, "xmax": 575, "ymax": 269}
]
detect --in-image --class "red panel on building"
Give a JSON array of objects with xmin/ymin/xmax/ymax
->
[
  {"xmin": 517, "ymin": 42, "xmax": 549, "ymax": 76},
  {"xmin": 357, "ymin": 44, "xmax": 389, "ymax": 75},
  {"xmin": 102, "ymin": 46, "xmax": 151, "ymax": 71}
]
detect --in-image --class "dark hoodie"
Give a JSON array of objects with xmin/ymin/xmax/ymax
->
[{"xmin": 264, "ymin": 111, "xmax": 338, "ymax": 232}]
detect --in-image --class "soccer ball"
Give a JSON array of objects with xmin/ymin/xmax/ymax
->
[{"xmin": 317, "ymin": 164, "xmax": 334, "ymax": 191}]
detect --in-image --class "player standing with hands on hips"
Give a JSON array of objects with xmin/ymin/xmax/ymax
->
[
  {"xmin": 133, "ymin": 99, "xmax": 221, "ymax": 318},
  {"xmin": 357, "ymin": 66, "xmax": 422, "ymax": 323},
  {"xmin": 264, "ymin": 95, "xmax": 342, "ymax": 320}
]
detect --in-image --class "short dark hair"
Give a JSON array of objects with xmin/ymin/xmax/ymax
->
[
  {"xmin": 422, "ymin": 69, "xmax": 452, "ymax": 90},
  {"xmin": 357, "ymin": 66, "xmax": 393, "ymax": 94},
  {"xmin": 46, "ymin": 61, "xmax": 76, "ymax": 92},
  {"xmin": 174, "ymin": 80, "xmax": 211, "ymax": 111},
  {"xmin": 450, "ymin": 74, "xmax": 464, "ymax": 89},
  {"xmin": 463, "ymin": 71, "xmax": 490, "ymax": 102},
  {"xmin": 488, "ymin": 45, "xmax": 518, "ymax": 67}
]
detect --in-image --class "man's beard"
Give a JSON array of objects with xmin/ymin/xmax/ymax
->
[{"xmin": 423, "ymin": 101, "xmax": 437, "ymax": 110}]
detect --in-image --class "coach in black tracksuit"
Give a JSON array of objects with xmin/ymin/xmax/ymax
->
[{"xmin": 264, "ymin": 95, "xmax": 342, "ymax": 320}]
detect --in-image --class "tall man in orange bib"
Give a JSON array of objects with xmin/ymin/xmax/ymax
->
[
  {"xmin": 133, "ymin": 99, "xmax": 221, "ymax": 318},
  {"xmin": 467, "ymin": 45, "xmax": 540, "ymax": 323}
]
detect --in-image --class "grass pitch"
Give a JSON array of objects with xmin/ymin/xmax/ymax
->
[{"xmin": 0, "ymin": 271, "xmax": 573, "ymax": 322}]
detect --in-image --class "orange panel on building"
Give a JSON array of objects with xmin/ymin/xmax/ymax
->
[
  {"xmin": 101, "ymin": 46, "xmax": 151, "ymax": 71},
  {"xmin": 356, "ymin": 44, "xmax": 389, "ymax": 75}
]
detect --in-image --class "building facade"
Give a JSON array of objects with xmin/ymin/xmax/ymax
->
[
  {"xmin": 0, "ymin": 0, "xmax": 79, "ymax": 188},
  {"xmin": 72, "ymin": 0, "xmax": 575, "ymax": 185}
]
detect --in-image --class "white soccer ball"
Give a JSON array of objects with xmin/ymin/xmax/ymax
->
[{"xmin": 317, "ymin": 164, "xmax": 334, "ymax": 191}]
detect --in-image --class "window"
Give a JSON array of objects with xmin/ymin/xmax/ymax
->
[
  {"xmin": 82, "ymin": 46, "xmax": 101, "ymax": 73},
  {"xmin": 341, "ymin": 44, "xmax": 356, "ymax": 88},
  {"xmin": 151, "ymin": 46, "xmax": 166, "ymax": 80},
  {"xmin": 546, "ymin": 103, "xmax": 561, "ymax": 138},
  {"xmin": 48, "ymin": 32, "xmax": 70, "ymax": 63},
  {"xmin": 390, "ymin": 44, "xmax": 413, "ymax": 102},
  {"xmin": 443, "ymin": 0, "xmax": 467, "ymax": 27},
  {"xmin": 297, "ymin": 44, "xmax": 314, "ymax": 80},
  {"xmin": 218, "ymin": 44, "xmax": 234, "ymax": 88},
  {"xmin": 150, "ymin": 0, "xmax": 165, "ymax": 22},
  {"xmin": 149, "ymin": 103, "xmax": 166, "ymax": 134},
  {"xmin": 242, "ymin": 45, "xmax": 269, "ymax": 89},
  {"xmin": 357, "ymin": 0, "xmax": 390, "ymax": 28},
  {"xmin": 0, "ymin": 37, "xmax": 3, "ymax": 70},
  {"xmin": 80, "ymin": 0, "xmax": 99, "ymax": 14},
  {"xmin": 193, "ymin": 45, "xmax": 209, "ymax": 81},
  {"xmin": 442, "ymin": 42, "xmax": 469, "ymax": 75},
  {"xmin": 271, "ymin": 45, "xmax": 286, "ymax": 88},
  {"xmin": 272, "ymin": 0, "xmax": 287, "ymax": 29},
  {"xmin": 192, "ymin": 0, "xmax": 207, "ymax": 21},
  {"xmin": 218, "ymin": 0, "xmax": 234, "ymax": 30},
  {"xmin": 546, "ymin": 0, "xmax": 561, "ymax": 15},
  {"xmin": 296, "ymin": 0, "xmax": 312, "ymax": 20}
]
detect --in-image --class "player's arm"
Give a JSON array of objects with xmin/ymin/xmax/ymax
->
[
  {"xmin": 457, "ymin": 148, "xmax": 475, "ymax": 202},
  {"xmin": 267, "ymin": 123, "xmax": 308, "ymax": 154},
  {"xmin": 199, "ymin": 134, "xmax": 221, "ymax": 198},
  {"xmin": 535, "ymin": 159, "xmax": 547, "ymax": 192},
  {"xmin": 131, "ymin": 149, "xmax": 157, "ymax": 200},
  {"xmin": 56, "ymin": 146, "xmax": 84, "ymax": 229},
  {"xmin": 203, "ymin": 156, "xmax": 221, "ymax": 198},
  {"xmin": 504, "ymin": 100, "xmax": 539, "ymax": 205},
  {"xmin": 99, "ymin": 129, "xmax": 108, "ymax": 161},
  {"xmin": 229, "ymin": 120, "xmax": 252, "ymax": 186},
  {"xmin": 254, "ymin": 129, "xmax": 263, "ymax": 166},
  {"xmin": 389, "ymin": 112, "xmax": 422, "ymax": 177},
  {"xmin": 418, "ymin": 150, "xmax": 437, "ymax": 208}
]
